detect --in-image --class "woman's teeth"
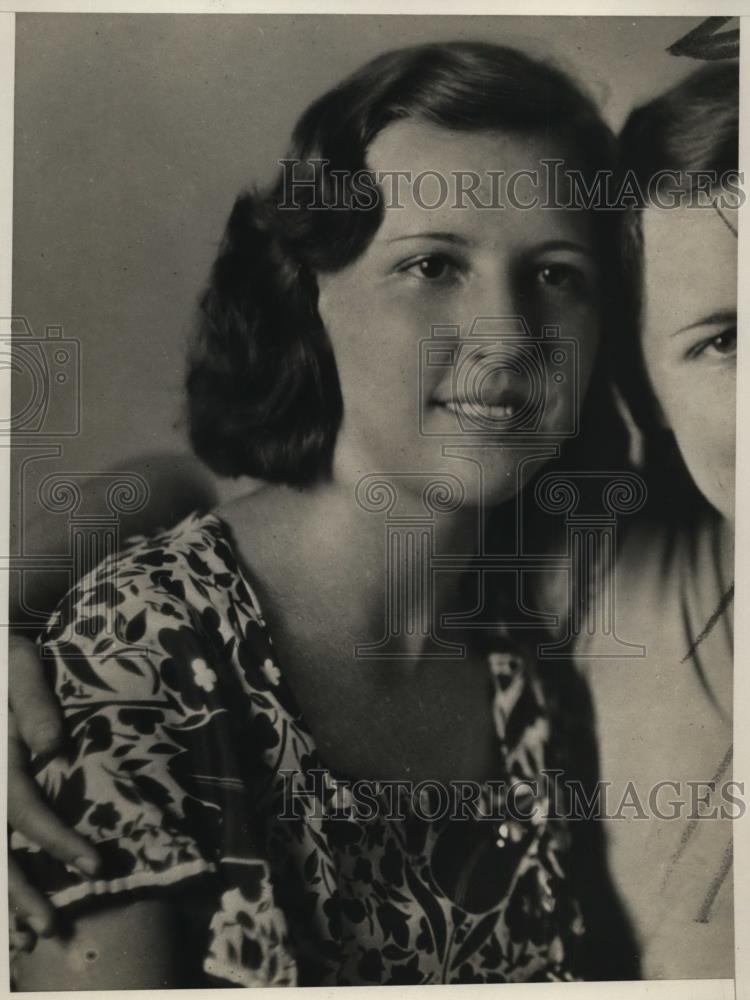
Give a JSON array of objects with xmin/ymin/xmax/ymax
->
[{"xmin": 440, "ymin": 399, "xmax": 516, "ymax": 419}]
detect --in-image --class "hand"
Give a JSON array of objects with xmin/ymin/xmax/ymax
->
[{"xmin": 7, "ymin": 633, "xmax": 100, "ymax": 949}]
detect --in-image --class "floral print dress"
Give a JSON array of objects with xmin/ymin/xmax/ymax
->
[{"xmin": 10, "ymin": 510, "xmax": 585, "ymax": 986}]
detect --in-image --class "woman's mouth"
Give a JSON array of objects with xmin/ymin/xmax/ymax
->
[
  {"xmin": 435, "ymin": 398, "xmax": 519, "ymax": 420},
  {"xmin": 431, "ymin": 373, "xmax": 531, "ymax": 424},
  {"xmin": 431, "ymin": 363, "xmax": 535, "ymax": 422}
]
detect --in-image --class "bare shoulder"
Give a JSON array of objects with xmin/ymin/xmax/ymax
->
[
  {"xmin": 212, "ymin": 484, "xmax": 341, "ymax": 618},
  {"xmin": 213, "ymin": 483, "xmax": 314, "ymax": 579},
  {"xmin": 213, "ymin": 481, "xmax": 363, "ymax": 588}
]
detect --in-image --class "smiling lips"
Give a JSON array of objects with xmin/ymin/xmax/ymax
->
[
  {"xmin": 431, "ymin": 370, "xmax": 531, "ymax": 422},
  {"xmin": 437, "ymin": 399, "xmax": 519, "ymax": 420}
]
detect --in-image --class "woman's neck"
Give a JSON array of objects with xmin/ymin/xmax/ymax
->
[
  {"xmin": 216, "ymin": 474, "xmax": 486, "ymax": 660},
  {"xmin": 301, "ymin": 472, "xmax": 481, "ymax": 582}
]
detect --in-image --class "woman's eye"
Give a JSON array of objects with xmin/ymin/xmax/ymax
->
[
  {"xmin": 689, "ymin": 327, "xmax": 737, "ymax": 360},
  {"xmin": 402, "ymin": 254, "xmax": 460, "ymax": 284},
  {"xmin": 535, "ymin": 263, "xmax": 586, "ymax": 292}
]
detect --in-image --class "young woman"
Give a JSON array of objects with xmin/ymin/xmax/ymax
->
[
  {"xmin": 578, "ymin": 62, "xmax": 738, "ymax": 979},
  {"xmin": 8, "ymin": 41, "xmax": 630, "ymax": 987}
]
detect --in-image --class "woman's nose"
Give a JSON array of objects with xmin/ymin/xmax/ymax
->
[
  {"xmin": 459, "ymin": 316, "xmax": 530, "ymax": 344},
  {"xmin": 457, "ymin": 272, "xmax": 531, "ymax": 351},
  {"xmin": 461, "ymin": 275, "xmax": 521, "ymax": 332}
]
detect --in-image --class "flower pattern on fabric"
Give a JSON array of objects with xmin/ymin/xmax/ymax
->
[
  {"xmin": 10, "ymin": 511, "xmax": 584, "ymax": 986},
  {"xmin": 206, "ymin": 880, "xmax": 297, "ymax": 986}
]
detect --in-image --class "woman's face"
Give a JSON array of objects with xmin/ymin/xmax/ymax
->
[
  {"xmin": 640, "ymin": 201, "xmax": 737, "ymax": 522},
  {"xmin": 317, "ymin": 121, "xmax": 602, "ymax": 505}
]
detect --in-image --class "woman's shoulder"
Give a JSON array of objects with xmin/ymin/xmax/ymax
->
[
  {"xmin": 124, "ymin": 509, "xmax": 240, "ymax": 583},
  {"xmin": 40, "ymin": 508, "xmax": 266, "ymax": 655},
  {"xmin": 212, "ymin": 482, "xmax": 345, "ymax": 606},
  {"xmin": 35, "ymin": 503, "xmax": 285, "ymax": 733}
]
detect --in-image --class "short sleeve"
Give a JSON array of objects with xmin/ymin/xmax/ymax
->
[
  {"xmin": 10, "ymin": 537, "xmax": 245, "ymax": 915},
  {"xmin": 12, "ymin": 561, "xmax": 224, "ymax": 906},
  {"xmin": 10, "ymin": 521, "xmax": 300, "ymax": 986}
]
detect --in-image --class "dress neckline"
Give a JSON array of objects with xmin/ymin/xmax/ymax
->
[{"xmin": 170, "ymin": 508, "xmax": 543, "ymax": 817}]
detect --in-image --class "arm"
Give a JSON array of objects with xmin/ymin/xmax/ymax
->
[
  {"xmin": 7, "ymin": 484, "xmax": 107, "ymax": 941},
  {"xmin": 6, "ymin": 459, "xmax": 214, "ymax": 939},
  {"xmin": 8, "ymin": 521, "xmax": 264, "ymax": 988},
  {"xmin": 13, "ymin": 898, "xmax": 186, "ymax": 990},
  {"xmin": 8, "ymin": 634, "xmax": 100, "ymax": 944}
]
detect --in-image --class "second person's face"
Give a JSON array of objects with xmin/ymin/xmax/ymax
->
[
  {"xmin": 316, "ymin": 120, "xmax": 603, "ymax": 506},
  {"xmin": 640, "ymin": 201, "xmax": 737, "ymax": 522}
]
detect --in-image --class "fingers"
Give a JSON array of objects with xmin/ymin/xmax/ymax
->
[
  {"xmin": 8, "ymin": 856, "xmax": 55, "ymax": 942},
  {"xmin": 9, "ymin": 926, "xmax": 36, "ymax": 954},
  {"xmin": 8, "ymin": 633, "xmax": 63, "ymax": 756},
  {"xmin": 8, "ymin": 713, "xmax": 100, "ymax": 876},
  {"xmin": 7, "ymin": 639, "xmax": 99, "ymax": 952}
]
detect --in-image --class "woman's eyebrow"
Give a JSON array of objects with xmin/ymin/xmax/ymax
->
[
  {"xmin": 532, "ymin": 239, "xmax": 595, "ymax": 258},
  {"xmin": 384, "ymin": 235, "xmax": 595, "ymax": 257},
  {"xmin": 386, "ymin": 231, "xmax": 473, "ymax": 246},
  {"xmin": 672, "ymin": 309, "xmax": 737, "ymax": 336}
]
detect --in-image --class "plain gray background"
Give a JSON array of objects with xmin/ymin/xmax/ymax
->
[{"xmin": 10, "ymin": 13, "xmax": 704, "ymax": 625}]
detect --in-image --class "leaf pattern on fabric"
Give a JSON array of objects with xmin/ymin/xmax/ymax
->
[{"xmin": 10, "ymin": 511, "xmax": 583, "ymax": 986}]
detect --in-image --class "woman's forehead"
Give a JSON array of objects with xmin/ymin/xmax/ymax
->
[
  {"xmin": 372, "ymin": 194, "xmax": 595, "ymax": 249},
  {"xmin": 365, "ymin": 120, "xmax": 595, "ymax": 246},
  {"xmin": 642, "ymin": 203, "xmax": 738, "ymax": 317},
  {"xmin": 366, "ymin": 119, "xmax": 568, "ymax": 178}
]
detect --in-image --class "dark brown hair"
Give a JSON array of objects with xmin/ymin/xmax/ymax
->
[{"xmin": 187, "ymin": 41, "xmax": 620, "ymax": 484}]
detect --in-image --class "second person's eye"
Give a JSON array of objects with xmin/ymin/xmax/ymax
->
[
  {"xmin": 689, "ymin": 327, "xmax": 737, "ymax": 360},
  {"xmin": 534, "ymin": 263, "xmax": 587, "ymax": 292}
]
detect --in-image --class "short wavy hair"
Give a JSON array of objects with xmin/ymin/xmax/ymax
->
[{"xmin": 187, "ymin": 41, "xmax": 619, "ymax": 484}]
